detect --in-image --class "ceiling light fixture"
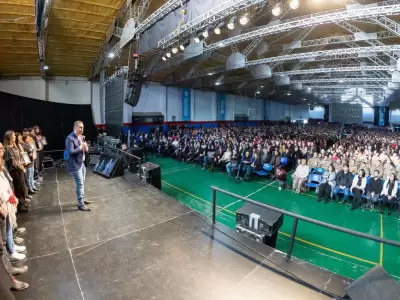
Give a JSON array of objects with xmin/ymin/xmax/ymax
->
[
  {"xmin": 172, "ymin": 47, "xmax": 178, "ymax": 54},
  {"xmin": 108, "ymin": 52, "xmax": 115, "ymax": 58},
  {"xmin": 227, "ymin": 16, "xmax": 237, "ymax": 30},
  {"xmin": 42, "ymin": 65, "xmax": 49, "ymax": 71},
  {"xmin": 214, "ymin": 22, "xmax": 224, "ymax": 35},
  {"xmin": 272, "ymin": 3, "xmax": 282, "ymax": 17},
  {"xmin": 239, "ymin": 13, "xmax": 249, "ymax": 25},
  {"xmin": 179, "ymin": 44, "xmax": 185, "ymax": 51},
  {"xmin": 166, "ymin": 52, "xmax": 171, "ymax": 58},
  {"xmin": 287, "ymin": 92, "xmax": 291, "ymax": 96},
  {"xmin": 162, "ymin": 56, "xmax": 167, "ymax": 61},
  {"xmin": 289, "ymin": 0, "xmax": 299, "ymax": 9},
  {"xmin": 202, "ymin": 28, "xmax": 209, "ymax": 38},
  {"xmin": 194, "ymin": 34, "xmax": 202, "ymax": 44}
]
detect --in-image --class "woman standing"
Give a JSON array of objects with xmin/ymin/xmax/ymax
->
[
  {"xmin": 20, "ymin": 133, "xmax": 39, "ymax": 194},
  {"xmin": 317, "ymin": 164, "xmax": 336, "ymax": 204},
  {"xmin": 350, "ymin": 169, "xmax": 367, "ymax": 211},
  {"xmin": 3, "ymin": 131, "xmax": 31, "ymax": 211}
]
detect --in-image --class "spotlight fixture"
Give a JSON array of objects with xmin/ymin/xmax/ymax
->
[
  {"xmin": 218, "ymin": 42, "xmax": 225, "ymax": 47},
  {"xmin": 339, "ymin": 80, "xmax": 344, "ymax": 83},
  {"xmin": 214, "ymin": 22, "xmax": 224, "ymax": 35},
  {"xmin": 287, "ymin": 92, "xmax": 291, "ymax": 96},
  {"xmin": 202, "ymin": 28, "xmax": 209, "ymax": 38},
  {"xmin": 272, "ymin": 3, "xmax": 282, "ymax": 17},
  {"xmin": 172, "ymin": 47, "xmax": 178, "ymax": 54},
  {"xmin": 208, "ymin": 72, "xmax": 213, "ymax": 76},
  {"xmin": 227, "ymin": 16, "xmax": 237, "ymax": 30},
  {"xmin": 215, "ymin": 82, "xmax": 221, "ymax": 86},
  {"xmin": 194, "ymin": 33, "xmax": 203, "ymax": 44},
  {"xmin": 260, "ymin": 85, "xmax": 264, "ymax": 88},
  {"xmin": 42, "ymin": 65, "xmax": 49, "ymax": 71},
  {"xmin": 289, "ymin": 0, "xmax": 299, "ymax": 9},
  {"xmin": 239, "ymin": 13, "xmax": 249, "ymax": 25},
  {"xmin": 303, "ymin": 98, "xmax": 306, "ymax": 101},
  {"xmin": 162, "ymin": 56, "xmax": 167, "ymax": 61},
  {"xmin": 108, "ymin": 52, "xmax": 115, "ymax": 58},
  {"xmin": 256, "ymin": 91, "xmax": 260, "ymax": 94},
  {"xmin": 179, "ymin": 44, "xmax": 185, "ymax": 51},
  {"xmin": 166, "ymin": 52, "xmax": 171, "ymax": 58}
]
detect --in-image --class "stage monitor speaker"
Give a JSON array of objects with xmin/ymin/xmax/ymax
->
[
  {"xmin": 345, "ymin": 266, "xmax": 400, "ymax": 300},
  {"xmin": 93, "ymin": 152, "xmax": 124, "ymax": 178},
  {"xmin": 141, "ymin": 162, "xmax": 161, "ymax": 189},
  {"xmin": 235, "ymin": 203, "xmax": 284, "ymax": 248}
]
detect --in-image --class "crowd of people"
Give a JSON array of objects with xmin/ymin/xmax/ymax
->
[
  {"xmin": 135, "ymin": 124, "xmax": 400, "ymax": 217},
  {"xmin": 0, "ymin": 126, "xmax": 46, "ymax": 297}
]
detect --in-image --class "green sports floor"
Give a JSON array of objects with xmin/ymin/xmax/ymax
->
[{"xmin": 147, "ymin": 156, "xmax": 400, "ymax": 282}]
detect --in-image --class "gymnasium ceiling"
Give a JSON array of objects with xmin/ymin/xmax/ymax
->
[{"xmin": 1, "ymin": 0, "xmax": 400, "ymax": 106}]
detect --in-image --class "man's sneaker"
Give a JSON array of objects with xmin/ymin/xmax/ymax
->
[
  {"xmin": 11, "ymin": 279, "xmax": 29, "ymax": 291},
  {"xmin": 84, "ymin": 200, "xmax": 94, "ymax": 205},
  {"xmin": 14, "ymin": 245, "xmax": 26, "ymax": 252},
  {"xmin": 16, "ymin": 227, "xmax": 26, "ymax": 234},
  {"xmin": 78, "ymin": 205, "xmax": 91, "ymax": 212},
  {"xmin": 14, "ymin": 236, "xmax": 24, "ymax": 244},
  {"xmin": 10, "ymin": 252, "xmax": 26, "ymax": 261},
  {"xmin": 10, "ymin": 265, "xmax": 28, "ymax": 276}
]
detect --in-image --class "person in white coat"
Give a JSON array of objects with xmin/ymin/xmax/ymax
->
[
  {"xmin": 380, "ymin": 173, "xmax": 398, "ymax": 215},
  {"xmin": 350, "ymin": 169, "xmax": 367, "ymax": 211}
]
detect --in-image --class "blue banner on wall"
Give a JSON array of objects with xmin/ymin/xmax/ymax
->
[
  {"xmin": 182, "ymin": 88, "xmax": 191, "ymax": 121},
  {"xmin": 217, "ymin": 92, "xmax": 226, "ymax": 120}
]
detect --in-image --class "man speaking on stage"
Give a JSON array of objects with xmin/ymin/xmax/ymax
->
[{"xmin": 65, "ymin": 121, "xmax": 93, "ymax": 211}]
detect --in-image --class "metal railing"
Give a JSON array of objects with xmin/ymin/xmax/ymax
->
[
  {"xmin": 44, "ymin": 146, "xmax": 143, "ymax": 181},
  {"xmin": 210, "ymin": 186, "xmax": 400, "ymax": 261}
]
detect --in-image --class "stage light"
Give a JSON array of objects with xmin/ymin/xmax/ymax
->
[
  {"xmin": 339, "ymin": 80, "xmax": 344, "ymax": 83},
  {"xmin": 194, "ymin": 34, "xmax": 202, "ymax": 44},
  {"xmin": 202, "ymin": 28, "xmax": 209, "ymax": 38},
  {"xmin": 218, "ymin": 42, "xmax": 225, "ymax": 47},
  {"xmin": 162, "ymin": 56, "xmax": 167, "ymax": 61},
  {"xmin": 239, "ymin": 13, "xmax": 249, "ymax": 25},
  {"xmin": 179, "ymin": 44, "xmax": 185, "ymax": 51},
  {"xmin": 166, "ymin": 52, "xmax": 171, "ymax": 58},
  {"xmin": 108, "ymin": 52, "xmax": 115, "ymax": 58},
  {"xmin": 227, "ymin": 16, "xmax": 237, "ymax": 30},
  {"xmin": 42, "ymin": 65, "xmax": 49, "ymax": 71},
  {"xmin": 260, "ymin": 85, "xmax": 264, "ymax": 88},
  {"xmin": 172, "ymin": 47, "xmax": 178, "ymax": 54},
  {"xmin": 289, "ymin": 0, "xmax": 299, "ymax": 9},
  {"xmin": 256, "ymin": 91, "xmax": 260, "ymax": 94},
  {"xmin": 272, "ymin": 3, "xmax": 282, "ymax": 17},
  {"xmin": 303, "ymin": 98, "xmax": 307, "ymax": 100},
  {"xmin": 287, "ymin": 92, "xmax": 291, "ymax": 96},
  {"xmin": 214, "ymin": 22, "xmax": 224, "ymax": 35},
  {"xmin": 215, "ymin": 82, "xmax": 221, "ymax": 85}
]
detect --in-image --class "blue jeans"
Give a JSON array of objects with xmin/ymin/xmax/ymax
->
[
  {"xmin": 25, "ymin": 166, "xmax": 35, "ymax": 190},
  {"xmin": 5, "ymin": 215, "xmax": 15, "ymax": 254},
  {"xmin": 226, "ymin": 162, "xmax": 237, "ymax": 174},
  {"xmin": 70, "ymin": 164, "xmax": 86, "ymax": 207},
  {"xmin": 333, "ymin": 186, "xmax": 350, "ymax": 202}
]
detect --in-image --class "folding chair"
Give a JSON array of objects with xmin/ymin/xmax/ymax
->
[
  {"xmin": 256, "ymin": 163, "xmax": 273, "ymax": 178},
  {"xmin": 306, "ymin": 174, "xmax": 322, "ymax": 190}
]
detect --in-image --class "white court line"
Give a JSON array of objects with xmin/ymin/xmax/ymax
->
[
  {"xmin": 213, "ymin": 180, "xmax": 277, "ymax": 216},
  {"xmin": 55, "ymin": 168, "xmax": 85, "ymax": 300},
  {"xmin": 72, "ymin": 210, "xmax": 193, "ymax": 257},
  {"xmin": 162, "ymin": 166, "xmax": 195, "ymax": 175}
]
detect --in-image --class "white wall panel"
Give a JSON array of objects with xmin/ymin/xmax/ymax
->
[
  {"xmin": 390, "ymin": 109, "xmax": 400, "ymax": 124},
  {"xmin": 309, "ymin": 106, "xmax": 325, "ymax": 119},
  {"xmin": 48, "ymin": 81, "xmax": 91, "ymax": 104},
  {"xmin": 290, "ymin": 104, "xmax": 309, "ymax": 120},
  {"xmin": 166, "ymin": 87, "xmax": 181, "ymax": 121},
  {"xmin": 362, "ymin": 107, "xmax": 374, "ymax": 123},
  {"xmin": 0, "ymin": 79, "xmax": 45, "ymax": 100},
  {"xmin": 265, "ymin": 100, "xmax": 286, "ymax": 121},
  {"xmin": 91, "ymin": 81, "xmax": 101, "ymax": 125},
  {"xmin": 193, "ymin": 90, "xmax": 216, "ymax": 121}
]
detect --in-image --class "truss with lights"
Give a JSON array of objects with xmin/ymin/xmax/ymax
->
[
  {"xmin": 91, "ymin": 0, "xmax": 186, "ymax": 78},
  {"xmin": 309, "ymin": 84, "xmax": 385, "ymax": 89},
  {"xmin": 175, "ymin": 45, "xmax": 400, "ymax": 83},
  {"xmin": 204, "ymin": 2, "xmax": 400, "ymax": 52},
  {"xmin": 292, "ymin": 78, "xmax": 391, "ymax": 84},
  {"xmin": 157, "ymin": 0, "xmax": 265, "ymax": 49}
]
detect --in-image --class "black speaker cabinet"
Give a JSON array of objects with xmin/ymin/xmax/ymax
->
[
  {"xmin": 345, "ymin": 266, "xmax": 400, "ymax": 300},
  {"xmin": 93, "ymin": 153, "xmax": 124, "ymax": 179},
  {"xmin": 141, "ymin": 162, "xmax": 161, "ymax": 189},
  {"xmin": 235, "ymin": 203, "xmax": 284, "ymax": 247}
]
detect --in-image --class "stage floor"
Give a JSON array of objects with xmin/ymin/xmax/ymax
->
[{"xmin": 14, "ymin": 167, "xmax": 347, "ymax": 300}]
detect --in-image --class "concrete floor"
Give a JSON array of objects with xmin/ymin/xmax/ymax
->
[{"xmin": 13, "ymin": 166, "xmax": 346, "ymax": 300}]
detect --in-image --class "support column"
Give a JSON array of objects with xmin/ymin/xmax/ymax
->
[{"xmin": 100, "ymin": 69, "xmax": 105, "ymax": 124}]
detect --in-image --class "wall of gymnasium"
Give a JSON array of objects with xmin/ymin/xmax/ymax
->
[{"xmin": 0, "ymin": 78, "xmax": 102, "ymax": 126}]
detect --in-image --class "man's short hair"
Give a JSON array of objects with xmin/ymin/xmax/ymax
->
[{"xmin": 74, "ymin": 121, "xmax": 83, "ymax": 128}]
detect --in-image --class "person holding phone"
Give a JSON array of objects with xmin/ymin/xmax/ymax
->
[{"xmin": 65, "ymin": 121, "xmax": 92, "ymax": 212}]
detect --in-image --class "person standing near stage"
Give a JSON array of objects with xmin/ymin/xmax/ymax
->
[{"xmin": 65, "ymin": 121, "xmax": 93, "ymax": 212}]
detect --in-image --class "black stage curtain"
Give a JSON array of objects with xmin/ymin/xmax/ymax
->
[{"xmin": 0, "ymin": 91, "xmax": 96, "ymax": 151}]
